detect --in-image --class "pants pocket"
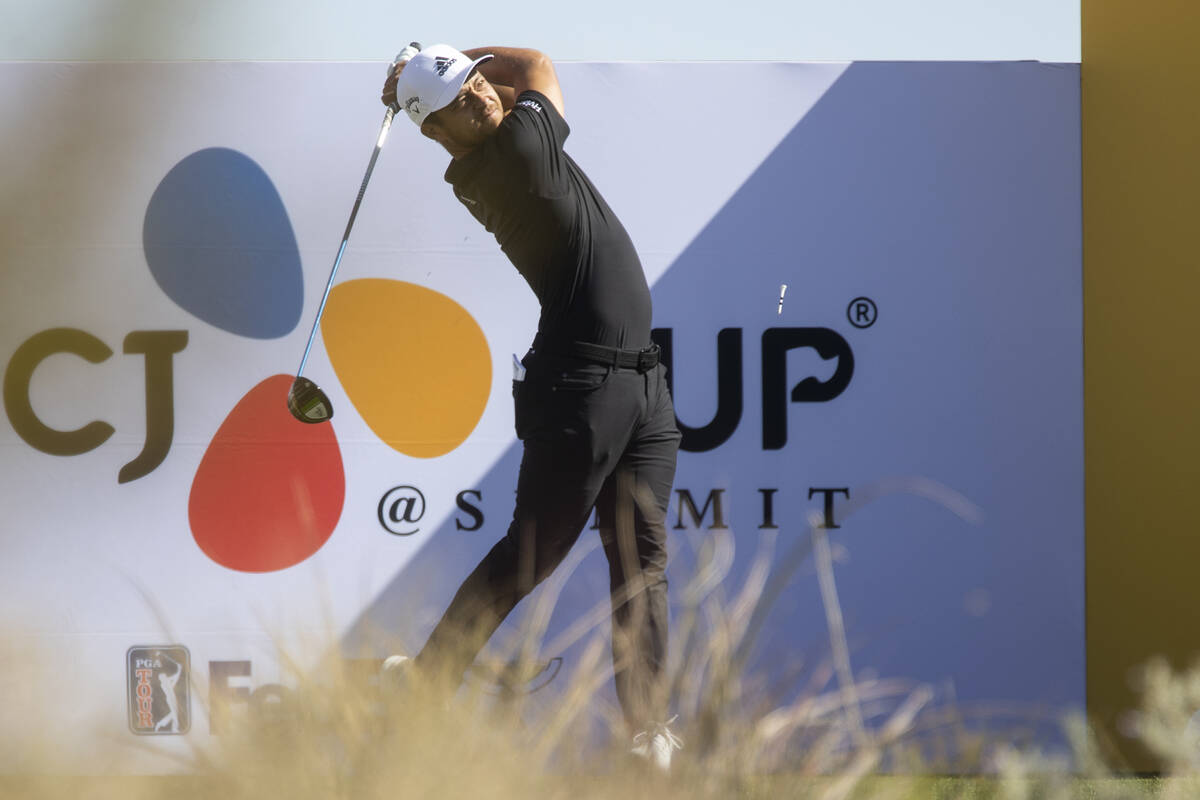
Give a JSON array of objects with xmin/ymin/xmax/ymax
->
[{"xmin": 549, "ymin": 363, "xmax": 612, "ymax": 392}]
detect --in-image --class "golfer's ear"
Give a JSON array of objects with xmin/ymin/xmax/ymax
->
[{"xmin": 420, "ymin": 117, "xmax": 448, "ymax": 146}]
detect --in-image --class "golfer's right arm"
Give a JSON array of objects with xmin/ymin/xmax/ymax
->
[{"xmin": 461, "ymin": 46, "xmax": 564, "ymax": 116}]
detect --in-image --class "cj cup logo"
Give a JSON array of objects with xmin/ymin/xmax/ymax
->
[
  {"xmin": 127, "ymin": 645, "xmax": 191, "ymax": 735},
  {"xmin": 4, "ymin": 147, "xmax": 491, "ymax": 574}
]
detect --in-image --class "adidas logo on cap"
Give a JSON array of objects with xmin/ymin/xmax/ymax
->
[{"xmin": 433, "ymin": 56, "xmax": 456, "ymax": 77}]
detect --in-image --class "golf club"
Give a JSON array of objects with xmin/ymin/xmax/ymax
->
[{"xmin": 287, "ymin": 43, "xmax": 421, "ymax": 424}]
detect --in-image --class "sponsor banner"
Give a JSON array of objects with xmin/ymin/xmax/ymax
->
[{"xmin": 0, "ymin": 60, "xmax": 1081, "ymax": 769}]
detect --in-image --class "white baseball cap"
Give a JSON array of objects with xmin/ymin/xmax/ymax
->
[{"xmin": 395, "ymin": 44, "xmax": 494, "ymax": 127}]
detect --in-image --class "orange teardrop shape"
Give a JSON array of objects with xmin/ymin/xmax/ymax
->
[{"xmin": 322, "ymin": 279, "xmax": 491, "ymax": 458}]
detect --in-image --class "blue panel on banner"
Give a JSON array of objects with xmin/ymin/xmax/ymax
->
[
  {"xmin": 635, "ymin": 59, "xmax": 1084, "ymax": 717},
  {"xmin": 143, "ymin": 147, "xmax": 303, "ymax": 339}
]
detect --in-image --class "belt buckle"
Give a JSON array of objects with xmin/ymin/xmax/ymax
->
[{"xmin": 637, "ymin": 343, "xmax": 659, "ymax": 372}]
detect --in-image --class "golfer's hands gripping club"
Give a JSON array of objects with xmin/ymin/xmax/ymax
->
[{"xmin": 382, "ymin": 42, "xmax": 422, "ymax": 111}]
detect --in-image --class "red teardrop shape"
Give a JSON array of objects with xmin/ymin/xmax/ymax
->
[{"xmin": 189, "ymin": 374, "xmax": 344, "ymax": 572}]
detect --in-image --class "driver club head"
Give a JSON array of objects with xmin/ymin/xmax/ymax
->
[{"xmin": 287, "ymin": 377, "xmax": 334, "ymax": 424}]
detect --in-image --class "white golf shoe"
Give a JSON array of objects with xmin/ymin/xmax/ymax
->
[
  {"xmin": 380, "ymin": 654, "xmax": 411, "ymax": 697},
  {"xmin": 630, "ymin": 717, "xmax": 683, "ymax": 773}
]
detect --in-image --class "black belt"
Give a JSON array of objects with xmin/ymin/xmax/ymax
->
[{"xmin": 535, "ymin": 338, "xmax": 661, "ymax": 373}]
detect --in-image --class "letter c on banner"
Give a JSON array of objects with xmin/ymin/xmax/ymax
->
[{"xmin": 3, "ymin": 328, "xmax": 116, "ymax": 455}]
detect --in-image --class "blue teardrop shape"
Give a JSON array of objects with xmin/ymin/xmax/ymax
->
[{"xmin": 144, "ymin": 148, "xmax": 303, "ymax": 339}]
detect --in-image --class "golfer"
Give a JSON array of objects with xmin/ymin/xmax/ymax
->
[
  {"xmin": 382, "ymin": 44, "xmax": 682, "ymax": 769},
  {"xmin": 154, "ymin": 654, "xmax": 182, "ymax": 733}
]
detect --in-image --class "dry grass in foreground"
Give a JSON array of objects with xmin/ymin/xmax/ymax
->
[{"xmin": 4, "ymin": 479, "xmax": 1200, "ymax": 799}]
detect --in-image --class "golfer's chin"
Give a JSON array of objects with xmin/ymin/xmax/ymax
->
[
  {"xmin": 462, "ymin": 117, "xmax": 502, "ymax": 148},
  {"xmin": 480, "ymin": 107, "xmax": 504, "ymax": 133},
  {"xmin": 443, "ymin": 112, "xmax": 504, "ymax": 155}
]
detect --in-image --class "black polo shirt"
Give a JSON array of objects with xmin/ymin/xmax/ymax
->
[{"xmin": 444, "ymin": 90, "xmax": 651, "ymax": 351}]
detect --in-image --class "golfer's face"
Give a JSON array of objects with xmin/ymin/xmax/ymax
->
[{"xmin": 431, "ymin": 71, "xmax": 503, "ymax": 146}]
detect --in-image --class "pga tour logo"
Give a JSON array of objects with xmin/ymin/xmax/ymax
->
[{"xmin": 127, "ymin": 646, "xmax": 191, "ymax": 735}]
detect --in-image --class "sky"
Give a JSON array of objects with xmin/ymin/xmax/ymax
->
[{"xmin": 0, "ymin": 0, "xmax": 1080, "ymax": 62}]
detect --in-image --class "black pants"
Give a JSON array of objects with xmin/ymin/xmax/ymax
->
[{"xmin": 414, "ymin": 350, "xmax": 680, "ymax": 731}]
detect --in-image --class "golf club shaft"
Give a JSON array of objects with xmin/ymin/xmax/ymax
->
[{"xmin": 295, "ymin": 106, "xmax": 396, "ymax": 380}]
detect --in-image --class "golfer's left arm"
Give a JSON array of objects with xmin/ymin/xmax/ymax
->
[{"xmin": 461, "ymin": 46, "xmax": 564, "ymax": 116}]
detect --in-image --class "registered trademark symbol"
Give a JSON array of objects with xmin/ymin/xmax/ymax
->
[{"xmin": 847, "ymin": 297, "xmax": 878, "ymax": 329}]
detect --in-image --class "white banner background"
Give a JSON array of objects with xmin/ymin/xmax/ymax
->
[{"xmin": 0, "ymin": 60, "xmax": 1081, "ymax": 771}]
